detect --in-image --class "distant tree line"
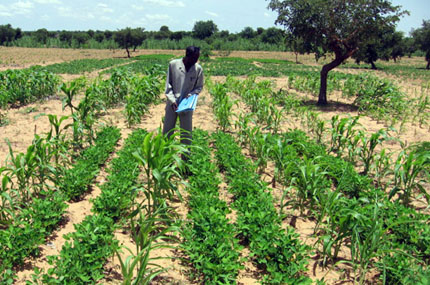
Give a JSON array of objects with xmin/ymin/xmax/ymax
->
[
  {"xmin": 0, "ymin": 18, "xmax": 429, "ymax": 67},
  {"xmin": 0, "ymin": 21, "xmax": 285, "ymax": 56}
]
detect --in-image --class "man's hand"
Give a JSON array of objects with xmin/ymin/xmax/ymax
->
[{"xmin": 171, "ymin": 102, "xmax": 178, "ymax": 111}]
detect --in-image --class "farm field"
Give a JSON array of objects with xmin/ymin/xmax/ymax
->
[{"xmin": 1, "ymin": 47, "xmax": 430, "ymax": 284}]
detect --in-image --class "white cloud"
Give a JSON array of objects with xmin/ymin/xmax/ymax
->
[
  {"xmin": 57, "ymin": 6, "xmax": 71, "ymax": 16},
  {"xmin": 97, "ymin": 3, "xmax": 114, "ymax": 13},
  {"xmin": 100, "ymin": 15, "xmax": 112, "ymax": 21},
  {"xmin": 33, "ymin": 0, "xmax": 62, "ymax": 4},
  {"xmin": 205, "ymin": 11, "xmax": 218, "ymax": 17},
  {"xmin": 86, "ymin": 12, "xmax": 95, "ymax": 19},
  {"xmin": 264, "ymin": 12, "xmax": 270, "ymax": 17},
  {"xmin": 143, "ymin": 0, "xmax": 185, "ymax": 8},
  {"xmin": 146, "ymin": 13, "xmax": 170, "ymax": 21},
  {"xmin": 41, "ymin": 14, "xmax": 49, "ymax": 20},
  {"xmin": 131, "ymin": 4, "xmax": 144, "ymax": 11},
  {"xmin": 0, "ymin": 4, "xmax": 13, "ymax": 17},
  {"xmin": 10, "ymin": 1, "xmax": 34, "ymax": 15}
]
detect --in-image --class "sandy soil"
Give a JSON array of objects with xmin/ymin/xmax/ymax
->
[{"xmin": 1, "ymin": 47, "xmax": 429, "ymax": 284}]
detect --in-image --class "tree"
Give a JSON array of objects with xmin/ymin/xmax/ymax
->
[
  {"xmin": 286, "ymin": 34, "xmax": 309, "ymax": 63},
  {"xmin": 114, "ymin": 27, "xmax": 145, "ymax": 57},
  {"xmin": 403, "ymin": 36, "xmax": 416, "ymax": 58},
  {"xmin": 94, "ymin": 32, "xmax": 105, "ymax": 43},
  {"xmin": 412, "ymin": 20, "xmax": 430, "ymax": 70},
  {"xmin": 352, "ymin": 25, "xmax": 400, "ymax": 69},
  {"xmin": 192, "ymin": 20, "xmax": 218, "ymax": 40},
  {"xmin": 268, "ymin": 0, "xmax": 405, "ymax": 105},
  {"xmin": 59, "ymin": 30, "xmax": 73, "ymax": 45},
  {"xmin": 261, "ymin": 27, "xmax": 284, "ymax": 45},
  {"xmin": 130, "ymin": 28, "xmax": 146, "ymax": 51},
  {"xmin": 73, "ymin": 32, "xmax": 90, "ymax": 47},
  {"xmin": 0, "ymin": 24, "xmax": 20, "ymax": 46},
  {"xmin": 387, "ymin": 31, "xmax": 405, "ymax": 62},
  {"xmin": 34, "ymin": 28, "xmax": 49, "ymax": 44},
  {"xmin": 240, "ymin": 27, "xmax": 257, "ymax": 39},
  {"xmin": 170, "ymin": 31, "xmax": 184, "ymax": 41}
]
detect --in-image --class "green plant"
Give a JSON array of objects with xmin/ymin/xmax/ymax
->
[
  {"xmin": 291, "ymin": 156, "xmax": 331, "ymax": 215},
  {"xmin": 92, "ymin": 129, "xmax": 147, "ymax": 221},
  {"xmin": 42, "ymin": 215, "xmax": 119, "ymax": 284},
  {"xmin": 213, "ymin": 131, "xmax": 311, "ymax": 283},
  {"xmin": 329, "ymin": 115, "xmax": 361, "ymax": 156},
  {"xmin": 355, "ymin": 128, "xmax": 391, "ymax": 175},
  {"xmin": 116, "ymin": 202, "xmax": 178, "ymax": 285},
  {"xmin": 210, "ymin": 83, "xmax": 237, "ymax": 131},
  {"xmin": 133, "ymin": 130, "xmax": 187, "ymax": 214},
  {"xmin": 176, "ymin": 130, "xmax": 243, "ymax": 283},
  {"xmin": 60, "ymin": 126, "xmax": 120, "ymax": 201},
  {"xmin": 390, "ymin": 148, "xmax": 430, "ymax": 206}
]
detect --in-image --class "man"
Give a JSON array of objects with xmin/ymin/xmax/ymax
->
[{"xmin": 163, "ymin": 46, "xmax": 204, "ymax": 150}]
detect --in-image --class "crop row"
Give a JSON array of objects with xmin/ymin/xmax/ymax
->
[
  {"xmin": 36, "ymin": 128, "xmax": 147, "ymax": 284},
  {"xmin": 263, "ymin": 131, "xmax": 430, "ymax": 283},
  {"xmin": 0, "ymin": 68, "xmax": 59, "ymax": 109},
  {"xmin": 32, "ymin": 58, "xmax": 131, "ymax": 74},
  {"xmin": 208, "ymin": 77, "xmax": 430, "ymax": 282},
  {"xmin": 181, "ymin": 129, "xmax": 242, "ymax": 283},
  {"xmin": 0, "ymin": 126, "xmax": 120, "ymax": 284},
  {"xmin": 213, "ymin": 131, "xmax": 311, "ymax": 284},
  {"xmin": 216, "ymin": 76, "xmax": 430, "ymax": 206},
  {"xmin": 61, "ymin": 67, "xmax": 163, "ymax": 133}
]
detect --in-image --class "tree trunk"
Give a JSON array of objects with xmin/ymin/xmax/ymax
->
[
  {"xmin": 427, "ymin": 60, "xmax": 429, "ymax": 70},
  {"xmin": 370, "ymin": 60, "xmax": 377, "ymax": 70},
  {"xmin": 318, "ymin": 57, "xmax": 344, "ymax": 105},
  {"xmin": 126, "ymin": 47, "xmax": 130, "ymax": 58}
]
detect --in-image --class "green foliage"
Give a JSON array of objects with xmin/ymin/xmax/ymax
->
[
  {"xmin": 213, "ymin": 131, "xmax": 311, "ymax": 284},
  {"xmin": 208, "ymin": 81, "xmax": 237, "ymax": 131},
  {"xmin": 390, "ymin": 147, "xmax": 430, "ymax": 206},
  {"xmin": 60, "ymin": 126, "xmax": 120, "ymax": 201},
  {"xmin": 92, "ymin": 129, "xmax": 147, "ymax": 220},
  {"xmin": 34, "ymin": 58, "xmax": 130, "ymax": 74},
  {"xmin": 114, "ymin": 27, "xmax": 146, "ymax": 57},
  {"xmin": 268, "ymin": 0, "xmax": 405, "ymax": 104},
  {"xmin": 192, "ymin": 20, "xmax": 218, "ymax": 40},
  {"xmin": 133, "ymin": 131, "xmax": 187, "ymax": 214},
  {"xmin": 181, "ymin": 130, "xmax": 242, "ymax": 283},
  {"xmin": 117, "ymin": 202, "xmax": 179, "ymax": 285},
  {"xmin": 0, "ymin": 24, "xmax": 22, "ymax": 45},
  {"xmin": 348, "ymin": 73, "xmax": 408, "ymax": 122},
  {"xmin": 0, "ymin": 68, "xmax": 59, "ymax": 108},
  {"xmin": 0, "ymin": 191, "xmax": 67, "ymax": 283},
  {"xmin": 43, "ymin": 215, "xmax": 118, "ymax": 284},
  {"xmin": 411, "ymin": 20, "xmax": 430, "ymax": 69}
]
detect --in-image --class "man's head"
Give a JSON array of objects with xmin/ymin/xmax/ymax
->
[{"xmin": 184, "ymin": 46, "xmax": 200, "ymax": 67}]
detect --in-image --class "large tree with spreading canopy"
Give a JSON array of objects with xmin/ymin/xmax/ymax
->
[{"xmin": 267, "ymin": 0, "xmax": 406, "ymax": 105}]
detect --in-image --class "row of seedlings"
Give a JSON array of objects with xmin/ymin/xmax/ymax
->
[
  {"xmin": 0, "ymin": 68, "xmax": 59, "ymax": 109},
  {"xmin": 36, "ymin": 128, "xmax": 148, "ymax": 284},
  {"xmin": 0, "ymin": 126, "xmax": 121, "ymax": 283},
  {"xmin": 264, "ymin": 130, "xmax": 430, "ymax": 283},
  {"xmin": 242, "ymin": 127, "xmax": 430, "ymax": 283},
  {"xmin": 215, "ymin": 75, "xmax": 430, "ymax": 282},
  {"xmin": 181, "ymin": 129, "xmax": 242, "ymax": 284},
  {"xmin": 213, "ymin": 131, "xmax": 312, "ymax": 284}
]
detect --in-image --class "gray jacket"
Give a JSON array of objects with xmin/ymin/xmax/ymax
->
[{"xmin": 165, "ymin": 58, "xmax": 204, "ymax": 105}]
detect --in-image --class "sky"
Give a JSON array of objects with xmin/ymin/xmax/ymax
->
[{"xmin": 0, "ymin": 0, "xmax": 429, "ymax": 35}]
